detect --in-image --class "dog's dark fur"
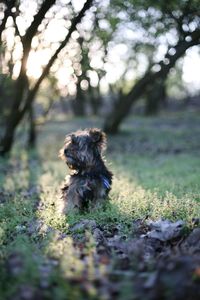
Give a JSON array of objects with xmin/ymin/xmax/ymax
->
[{"xmin": 59, "ymin": 128, "xmax": 112, "ymax": 213}]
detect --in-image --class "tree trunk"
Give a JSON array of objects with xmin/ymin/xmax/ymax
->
[
  {"xmin": 71, "ymin": 82, "xmax": 86, "ymax": 116},
  {"xmin": 0, "ymin": 113, "xmax": 21, "ymax": 155},
  {"xmin": 28, "ymin": 103, "xmax": 36, "ymax": 148},
  {"xmin": 89, "ymin": 85, "xmax": 102, "ymax": 115},
  {"xmin": 104, "ymin": 73, "xmax": 152, "ymax": 134},
  {"xmin": 145, "ymin": 80, "xmax": 166, "ymax": 115}
]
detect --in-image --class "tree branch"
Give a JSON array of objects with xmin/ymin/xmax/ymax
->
[
  {"xmin": 21, "ymin": 0, "xmax": 93, "ymax": 116},
  {"xmin": 10, "ymin": 11, "xmax": 21, "ymax": 39},
  {"xmin": 20, "ymin": 0, "xmax": 56, "ymax": 73},
  {"xmin": 12, "ymin": 0, "xmax": 56, "ymax": 112},
  {"xmin": 22, "ymin": 0, "xmax": 56, "ymax": 49}
]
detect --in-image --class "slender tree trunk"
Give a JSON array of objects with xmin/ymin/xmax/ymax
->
[
  {"xmin": 89, "ymin": 85, "xmax": 102, "ymax": 115},
  {"xmin": 28, "ymin": 103, "xmax": 36, "ymax": 148},
  {"xmin": 71, "ymin": 82, "xmax": 86, "ymax": 116},
  {"xmin": 0, "ymin": 113, "xmax": 21, "ymax": 154},
  {"xmin": 71, "ymin": 37, "xmax": 87, "ymax": 116},
  {"xmin": 145, "ymin": 80, "xmax": 166, "ymax": 115}
]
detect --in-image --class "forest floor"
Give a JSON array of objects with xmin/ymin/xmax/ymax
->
[{"xmin": 0, "ymin": 110, "xmax": 200, "ymax": 300}]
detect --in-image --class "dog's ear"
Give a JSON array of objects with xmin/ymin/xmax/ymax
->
[
  {"xmin": 58, "ymin": 147, "xmax": 65, "ymax": 160},
  {"xmin": 89, "ymin": 128, "xmax": 107, "ymax": 150},
  {"xmin": 70, "ymin": 133, "xmax": 78, "ymax": 144}
]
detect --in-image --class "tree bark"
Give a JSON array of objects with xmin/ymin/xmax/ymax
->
[
  {"xmin": 104, "ymin": 31, "xmax": 200, "ymax": 134},
  {"xmin": 88, "ymin": 84, "xmax": 102, "ymax": 115},
  {"xmin": 71, "ymin": 37, "xmax": 87, "ymax": 116},
  {"xmin": 71, "ymin": 81, "xmax": 86, "ymax": 116},
  {"xmin": 145, "ymin": 80, "xmax": 166, "ymax": 115},
  {"xmin": 28, "ymin": 103, "xmax": 36, "ymax": 148}
]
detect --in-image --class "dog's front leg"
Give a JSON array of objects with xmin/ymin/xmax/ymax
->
[{"xmin": 75, "ymin": 183, "xmax": 94, "ymax": 210}]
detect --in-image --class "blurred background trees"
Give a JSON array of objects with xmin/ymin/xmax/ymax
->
[
  {"xmin": 0, "ymin": 0, "xmax": 200, "ymax": 154},
  {"xmin": 103, "ymin": 0, "xmax": 200, "ymax": 132}
]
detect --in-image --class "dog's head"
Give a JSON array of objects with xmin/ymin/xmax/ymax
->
[{"xmin": 59, "ymin": 128, "xmax": 107, "ymax": 171}]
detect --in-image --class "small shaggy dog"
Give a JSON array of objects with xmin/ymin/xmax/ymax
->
[{"xmin": 59, "ymin": 128, "xmax": 112, "ymax": 213}]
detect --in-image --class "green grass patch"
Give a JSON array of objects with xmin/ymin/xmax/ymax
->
[{"xmin": 0, "ymin": 110, "xmax": 200, "ymax": 298}]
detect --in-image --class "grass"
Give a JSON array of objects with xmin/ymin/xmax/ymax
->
[{"xmin": 0, "ymin": 110, "xmax": 200, "ymax": 299}]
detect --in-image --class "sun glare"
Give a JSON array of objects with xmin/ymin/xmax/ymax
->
[
  {"xmin": 182, "ymin": 47, "xmax": 200, "ymax": 91},
  {"xmin": 26, "ymin": 50, "xmax": 52, "ymax": 79},
  {"xmin": 24, "ymin": 44, "xmax": 200, "ymax": 94}
]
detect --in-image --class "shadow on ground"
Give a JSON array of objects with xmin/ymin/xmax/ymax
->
[{"xmin": 0, "ymin": 111, "xmax": 200, "ymax": 299}]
